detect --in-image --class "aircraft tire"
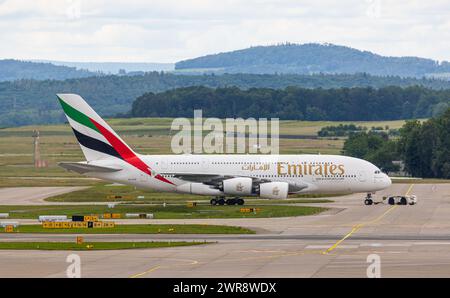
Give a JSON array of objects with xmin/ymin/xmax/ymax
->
[
  {"xmin": 225, "ymin": 198, "xmax": 235, "ymax": 205},
  {"xmin": 364, "ymin": 198, "xmax": 373, "ymax": 205}
]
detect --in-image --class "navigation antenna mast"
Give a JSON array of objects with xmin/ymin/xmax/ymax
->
[
  {"xmin": 32, "ymin": 129, "xmax": 47, "ymax": 168},
  {"xmin": 32, "ymin": 130, "xmax": 40, "ymax": 167}
]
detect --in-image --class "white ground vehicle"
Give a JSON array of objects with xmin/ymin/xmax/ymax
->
[{"xmin": 383, "ymin": 195, "xmax": 417, "ymax": 205}]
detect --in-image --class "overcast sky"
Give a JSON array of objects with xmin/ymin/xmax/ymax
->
[{"xmin": 0, "ymin": 0, "xmax": 449, "ymax": 63}]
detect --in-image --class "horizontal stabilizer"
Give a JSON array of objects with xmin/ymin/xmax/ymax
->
[{"xmin": 58, "ymin": 162, "xmax": 122, "ymax": 174}]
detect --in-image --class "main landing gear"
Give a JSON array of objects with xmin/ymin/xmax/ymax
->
[
  {"xmin": 364, "ymin": 193, "xmax": 374, "ymax": 205},
  {"xmin": 210, "ymin": 197, "xmax": 245, "ymax": 206}
]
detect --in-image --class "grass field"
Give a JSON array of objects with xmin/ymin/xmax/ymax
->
[
  {"xmin": 44, "ymin": 183, "xmax": 336, "ymax": 203},
  {"xmin": 2, "ymin": 117, "xmax": 445, "ymax": 188},
  {"xmin": 279, "ymin": 119, "xmax": 414, "ymax": 136},
  {"xmin": 0, "ymin": 241, "xmax": 208, "ymax": 250},
  {"xmin": 0, "ymin": 118, "xmax": 412, "ymax": 187},
  {"xmin": 0, "ymin": 204, "xmax": 326, "ymax": 219},
  {"xmin": 45, "ymin": 184, "xmax": 207, "ymax": 203},
  {"xmin": 0, "ymin": 224, "xmax": 254, "ymax": 234}
]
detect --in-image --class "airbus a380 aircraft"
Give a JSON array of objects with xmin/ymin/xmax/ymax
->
[{"xmin": 57, "ymin": 94, "xmax": 392, "ymax": 206}]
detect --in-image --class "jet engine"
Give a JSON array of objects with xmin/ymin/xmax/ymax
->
[
  {"xmin": 221, "ymin": 177, "xmax": 253, "ymax": 195},
  {"xmin": 259, "ymin": 182, "xmax": 289, "ymax": 199}
]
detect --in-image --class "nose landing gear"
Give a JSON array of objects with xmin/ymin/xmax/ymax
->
[{"xmin": 364, "ymin": 193, "xmax": 374, "ymax": 205}]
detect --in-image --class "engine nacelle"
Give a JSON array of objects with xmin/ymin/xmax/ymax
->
[
  {"xmin": 222, "ymin": 177, "xmax": 253, "ymax": 195},
  {"xmin": 259, "ymin": 182, "xmax": 289, "ymax": 199}
]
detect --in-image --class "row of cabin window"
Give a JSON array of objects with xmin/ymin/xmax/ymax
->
[
  {"xmin": 160, "ymin": 174, "xmax": 357, "ymax": 178},
  {"xmin": 211, "ymin": 161, "xmax": 335, "ymax": 165},
  {"xmin": 285, "ymin": 174, "xmax": 356, "ymax": 177},
  {"xmin": 167, "ymin": 161, "xmax": 338, "ymax": 165}
]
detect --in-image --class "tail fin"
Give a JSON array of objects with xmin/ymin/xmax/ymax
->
[
  {"xmin": 57, "ymin": 93, "xmax": 136, "ymax": 162},
  {"xmin": 57, "ymin": 93, "xmax": 176, "ymax": 185}
]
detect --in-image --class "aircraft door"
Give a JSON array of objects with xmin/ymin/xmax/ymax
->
[
  {"xmin": 160, "ymin": 160, "xmax": 168, "ymax": 171},
  {"xmin": 201, "ymin": 157, "xmax": 209, "ymax": 171},
  {"xmin": 358, "ymin": 170, "xmax": 367, "ymax": 182},
  {"xmin": 139, "ymin": 172, "xmax": 147, "ymax": 183}
]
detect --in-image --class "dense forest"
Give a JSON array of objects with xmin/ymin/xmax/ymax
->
[
  {"xmin": 176, "ymin": 43, "xmax": 450, "ymax": 78},
  {"xmin": 343, "ymin": 108, "xmax": 450, "ymax": 178},
  {"xmin": 2, "ymin": 72, "xmax": 450, "ymax": 127},
  {"xmin": 343, "ymin": 132, "xmax": 400, "ymax": 174},
  {"xmin": 0, "ymin": 59, "xmax": 98, "ymax": 82},
  {"xmin": 131, "ymin": 85, "xmax": 449, "ymax": 121}
]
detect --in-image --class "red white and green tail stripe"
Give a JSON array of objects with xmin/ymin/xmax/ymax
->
[{"xmin": 57, "ymin": 94, "xmax": 173, "ymax": 185}]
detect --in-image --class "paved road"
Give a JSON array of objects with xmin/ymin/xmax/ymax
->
[
  {"xmin": 1, "ymin": 183, "xmax": 450, "ymax": 277},
  {"xmin": 0, "ymin": 187, "xmax": 89, "ymax": 205}
]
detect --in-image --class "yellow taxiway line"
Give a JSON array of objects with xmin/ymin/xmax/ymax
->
[
  {"xmin": 130, "ymin": 258, "xmax": 199, "ymax": 278},
  {"xmin": 130, "ymin": 265, "xmax": 162, "ymax": 278},
  {"xmin": 323, "ymin": 184, "xmax": 414, "ymax": 254},
  {"xmin": 130, "ymin": 184, "xmax": 416, "ymax": 276},
  {"xmin": 323, "ymin": 205, "xmax": 397, "ymax": 254},
  {"xmin": 405, "ymin": 183, "xmax": 415, "ymax": 196}
]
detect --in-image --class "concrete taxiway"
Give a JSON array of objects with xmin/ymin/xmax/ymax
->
[
  {"xmin": 0, "ymin": 183, "xmax": 449, "ymax": 277},
  {"xmin": 0, "ymin": 187, "xmax": 88, "ymax": 205}
]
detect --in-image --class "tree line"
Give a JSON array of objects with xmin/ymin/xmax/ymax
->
[
  {"xmin": 0, "ymin": 59, "xmax": 96, "ymax": 82},
  {"xmin": 130, "ymin": 85, "xmax": 449, "ymax": 121},
  {"xmin": 2, "ymin": 71, "xmax": 450, "ymax": 127},
  {"xmin": 318, "ymin": 124, "xmax": 365, "ymax": 137},
  {"xmin": 343, "ymin": 108, "xmax": 450, "ymax": 178}
]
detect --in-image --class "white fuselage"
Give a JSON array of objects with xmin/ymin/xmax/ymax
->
[{"xmin": 87, "ymin": 154, "xmax": 392, "ymax": 197}]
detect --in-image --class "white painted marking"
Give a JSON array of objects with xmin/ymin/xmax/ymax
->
[
  {"xmin": 306, "ymin": 245, "xmax": 358, "ymax": 249},
  {"xmin": 359, "ymin": 243, "xmax": 411, "ymax": 247}
]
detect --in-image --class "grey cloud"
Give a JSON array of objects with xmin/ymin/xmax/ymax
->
[{"xmin": 0, "ymin": 0, "xmax": 449, "ymax": 62}]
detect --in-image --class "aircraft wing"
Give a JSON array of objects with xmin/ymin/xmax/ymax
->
[
  {"xmin": 161, "ymin": 172, "xmax": 308, "ymax": 192},
  {"xmin": 164, "ymin": 173, "xmax": 236, "ymax": 184},
  {"xmin": 59, "ymin": 162, "xmax": 122, "ymax": 174}
]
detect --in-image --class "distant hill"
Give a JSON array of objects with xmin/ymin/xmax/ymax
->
[
  {"xmin": 33, "ymin": 60, "xmax": 174, "ymax": 74},
  {"xmin": 175, "ymin": 43, "xmax": 450, "ymax": 78},
  {"xmin": 0, "ymin": 59, "xmax": 99, "ymax": 81},
  {"xmin": 1, "ymin": 72, "xmax": 450, "ymax": 127}
]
